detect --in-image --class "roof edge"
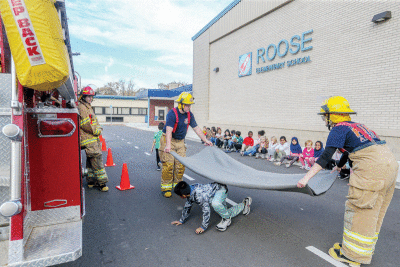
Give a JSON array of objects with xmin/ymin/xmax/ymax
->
[{"xmin": 191, "ymin": 0, "xmax": 241, "ymax": 41}]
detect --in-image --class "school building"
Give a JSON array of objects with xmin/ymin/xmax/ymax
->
[
  {"xmin": 191, "ymin": 0, "xmax": 400, "ymax": 158},
  {"xmin": 92, "ymin": 84, "xmax": 192, "ymax": 126}
]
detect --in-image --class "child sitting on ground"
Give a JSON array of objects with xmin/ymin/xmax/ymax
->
[
  {"xmin": 309, "ymin": 141, "xmax": 324, "ymax": 167},
  {"xmin": 227, "ymin": 129, "xmax": 236, "ymax": 151},
  {"xmin": 209, "ymin": 130, "xmax": 217, "ymax": 145},
  {"xmin": 255, "ymin": 136, "xmax": 269, "ymax": 159},
  {"xmin": 241, "ymin": 130, "xmax": 265, "ymax": 156},
  {"xmin": 222, "ymin": 129, "xmax": 231, "ymax": 149},
  {"xmin": 240, "ymin": 131, "xmax": 254, "ymax": 153},
  {"xmin": 231, "ymin": 131, "xmax": 244, "ymax": 152},
  {"xmin": 267, "ymin": 136, "xmax": 278, "ymax": 161},
  {"xmin": 299, "ymin": 140, "xmax": 314, "ymax": 170},
  {"xmin": 272, "ymin": 136, "xmax": 290, "ymax": 161},
  {"xmin": 171, "ymin": 181, "xmax": 252, "ymax": 234},
  {"xmin": 274, "ymin": 137, "xmax": 302, "ymax": 168},
  {"xmin": 215, "ymin": 128, "xmax": 224, "ymax": 148},
  {"xmin": 150, "ymin": 122, "xmax": 164, "ymax": 171}
]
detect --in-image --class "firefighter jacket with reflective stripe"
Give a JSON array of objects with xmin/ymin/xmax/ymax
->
[{"xmin": 78, "ymin": 100, "xmax": 102, "ymax": 147}]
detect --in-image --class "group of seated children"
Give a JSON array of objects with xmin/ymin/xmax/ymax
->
[{"xmin": 203, "ymin": 126, "xmax": 325, "ymax": 170}]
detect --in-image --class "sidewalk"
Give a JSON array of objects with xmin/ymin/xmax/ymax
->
[{"xmin": 125, "ymin": 123, "xmax": 202, "ymax": 142}]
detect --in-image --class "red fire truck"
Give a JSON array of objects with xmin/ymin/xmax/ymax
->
[{"xmin": 0, "ymin": 1, "xmax": 83, "ymax": 266}]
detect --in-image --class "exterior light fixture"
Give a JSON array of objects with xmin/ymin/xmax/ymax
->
[
  {"xmin": 372, "ymin": 11, "xmax": 391, "ymax": 23},
  {"xmin": 213, "ymin": 67, "xmax": 219, "ymax": 72}
]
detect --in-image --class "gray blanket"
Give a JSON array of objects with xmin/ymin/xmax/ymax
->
[{"xmin": 171, "ymin": 147, "xmax": 337, "ymax": 196}]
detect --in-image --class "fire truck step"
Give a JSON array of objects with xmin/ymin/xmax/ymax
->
[
  {"xmin": 23, "ymin": 221, "xmax": 82, "ymax": 265},
  {"xmin": 0, "ymin": 239, "xmax": 9, "ymax": 266}
]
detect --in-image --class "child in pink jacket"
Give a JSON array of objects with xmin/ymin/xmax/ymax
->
[{"xmin": 299, "ymin": 140, "xmax": 314, "ymax": 170}]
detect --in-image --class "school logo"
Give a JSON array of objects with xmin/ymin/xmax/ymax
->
[{"xmin": 238, "ymin": 52, "xmax": 252, "ymax": 77}]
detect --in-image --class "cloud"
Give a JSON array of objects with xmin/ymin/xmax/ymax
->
[{"xmin": 67, "ymin": 0, "xmax": 232, "ymax": 89}]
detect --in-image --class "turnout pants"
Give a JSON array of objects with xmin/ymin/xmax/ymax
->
[
  {"xmin": 159, "ymin": 135, "xmax": 186, "ymax": 192},
  {"xmin": 211, "ymin": 187, "xmax": 244, "ymax": 219},
  {"xmin": 341, "ymin": 145, "xmax": 398, "ymax": 264},
  {"xmin": 85, "ymin": 141, "xmax": 109, "ymax": 185}
]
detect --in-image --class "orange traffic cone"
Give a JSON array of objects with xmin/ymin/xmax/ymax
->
[
  {"xmin": 99, "ymin": 135, "xmax": 104, "ymax": 142},
  {"xmin": 104, "ymin": 148, "xmax": 116, "ymax": 167},
  {"xmin": 101, "ymin": 139, "xmax": 107, "ymax": 151},
  {"xmin": 116, "ymin": 163, "xmax": 135, "ymax": 191}
]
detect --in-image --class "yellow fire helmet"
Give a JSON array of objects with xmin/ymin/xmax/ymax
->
[
  {"xmin": 318, "ymin": 96, "xmax": 356, "ymax": 125},
  {"xmin": 318, "ymin": 96, "xmax": 356, "ymax": 115},
  {"xmin": 176, "ymin": 92, "xmax": 195, "ymax": 110}
]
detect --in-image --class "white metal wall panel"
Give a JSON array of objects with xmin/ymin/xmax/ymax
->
[
  {"xmin": 209, "ymin": 0, "xmax": 292, "ymax": 43},
  {"xmin": 192, "ymin": 31, "xmax": 211, "ymax": 123},
  {"xmin": 193, "ymin": 0, "xmax": 400, "ymax": 157}
]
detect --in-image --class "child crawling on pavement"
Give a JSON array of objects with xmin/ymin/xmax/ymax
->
[{"xmin": 171, "ymin": 181, "xmax": 252, "ymax": 234}]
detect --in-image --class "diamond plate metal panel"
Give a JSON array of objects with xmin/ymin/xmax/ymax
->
[
  {"xmin": 20, "ymin": 221, "xmax": 82, "ymax": 266},
  {"xmin": 0, "ymin": 116, "xmax": 11, "ymax": 177},
  {"xmin": 8, "ymin": 239, "xmax": 23, "ymax": 265},
  {"xmin": 0, "ymin": 187, "xmax": 10, "ymax": 227},
  {"xmin": 0, "ymin": 74, "xmax": 12, "ymax": 108},
  {"xmin": 25, "ymin": 206, "xmax": 80, "ymax": 229}
]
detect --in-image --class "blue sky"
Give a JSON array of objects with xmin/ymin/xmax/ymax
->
[{"xmin": 66, "ymin": 0, "xmax": 233, "ymax": 90}]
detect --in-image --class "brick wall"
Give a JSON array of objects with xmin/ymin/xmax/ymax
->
[
  {"xmin": 193, "ymin": 0, "xmax": 400, "ymax": 158},
  {"xmin": 149, "ymin": 99, "xmax": 174, "ymax": 126}
]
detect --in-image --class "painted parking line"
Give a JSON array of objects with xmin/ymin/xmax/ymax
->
[
  {"xmin": 135, "ymin": 146, "xmax": 139, "ymax": 149},
  {"xmin": 183, "ymin": 174, "xmax": 195, "ymax": 181},
  {"xmin": 183, "ymin": 174, "xmax": 238, "ymax": 205},
  {"xmin": 127, "ymin": 142, "xmax": 132, "ymax": 144},
  {"xmin": 145, "ymin": 152, "xmax": 151, "ymax": 156},
  {"xmin": 306, "ymin": 246, "xmax": 347, "ymax": 267},
  {"xmin": 121, "ymin": 138, "xmax": 125, "ymax": 141}
]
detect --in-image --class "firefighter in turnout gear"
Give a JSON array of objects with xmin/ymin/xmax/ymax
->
[
  {"xmin": 78, "ymin": 86, "xmax": 109, "ymax": 192},
  {"xmin": 159, "ymin": 92, "xmax": 212, "ymax": 198},
  {"xmin": 297, "ymin": 96, "xmax": 398, "ymax": 266}
]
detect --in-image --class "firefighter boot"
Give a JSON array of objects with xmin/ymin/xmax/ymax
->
[
  {"xmin": 328, "ymin": 247, "xmax": 361, "ymax": 267},
  {"xmin": 98, "ymin": 184, "xmax": 109, "ymax": 192}
]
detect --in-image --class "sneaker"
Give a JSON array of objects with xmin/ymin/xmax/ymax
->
[
  {"xmin": 242, "ymin": 197, "xmax": 252, "ymax": 215},
  {"xmin": 260, "ymin": 154, "xmax": 266, "ymax": 159},
  {"xmin": 286, "ymin": 163, "xmax": 291, "ymax": 168},
  {"xmin": 255, "ymin": 153, "xmax": 260, "ymax": 159},
  {"xmin": 157, "ymin": 166, "xmax": 161, "ymax": 171},
  {"xmin": 225, "ymin": 150, "xmax": 231, "ymax": 153},
  {"xmin": 269, "ymin": 158, "xmax": 275, "ymax": 162},
  {"xmin": 216, "ymin": 217, "xmax": 231, "ymax": 231},
  {"xmin": 300, "ymin": 166, "xmax": 305, "ymax": 169},
  {"xmin": 274, "ymin": 162, "xmax": 282, "ymax": 166},
  {"xmin": 305, "ymin": 166, "xmax": 311, "ymax": 171},
  {"xmin": 240, "ymin": 151, "xmax": 244, "ymax": 156},
  {"xmin": 328, "ymin": 247, "xmax": 360, "ymax": 267},
  {"xmin": 98, "ymin": 184, "xmax": 109, "ymax": 192}
]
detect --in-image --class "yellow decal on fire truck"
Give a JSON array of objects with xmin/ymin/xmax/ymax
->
[{"xmin": 0, "ymin": 0, "xmax": 69, "ymax": 91}]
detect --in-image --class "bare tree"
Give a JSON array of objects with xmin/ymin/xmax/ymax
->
[
  {"xmin": 158, "ymin": 81, "xmax": 189, "ymax": 90},
  {"xmin": 97, "ymin": 79, "xmax": 138, "ymax": 96}
]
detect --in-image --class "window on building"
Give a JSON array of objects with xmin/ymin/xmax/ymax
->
[
  {"xmin": 106, "ymin": 117, "xmax": 123, "ymax": 122},
  {"xmin": 93, "ymin": 107, "xmax": 103, "ymax": 115},
  {"xmin": 121, "ymin": 107, "xmax": 130, "ymax": 115},
  {"xmin": 131, "ymin": 108, "xmax": 138, "ymax": 115},
  {"xmin": 138, "ymin": 108, "xmax": 147, "ymax": 115}
]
